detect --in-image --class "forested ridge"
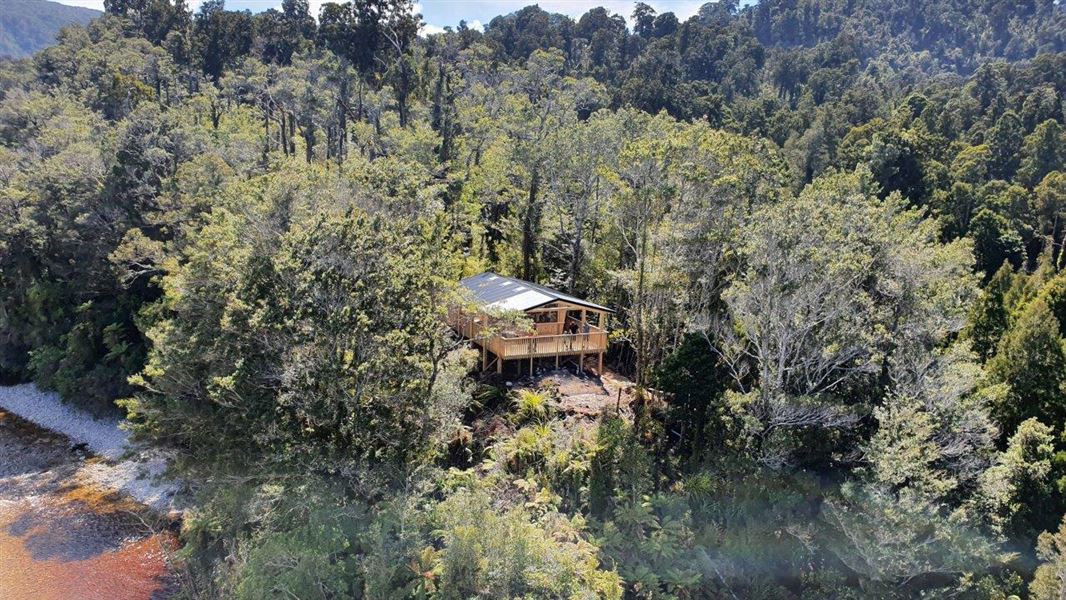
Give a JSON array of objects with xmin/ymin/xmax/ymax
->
[
  {"xmin": 1, "ymin": 0, "xmax": 1066, "ymax": 597},
  {"xmin": 0, "ymin": 0, "xmax": 101, "ymax": 58}
]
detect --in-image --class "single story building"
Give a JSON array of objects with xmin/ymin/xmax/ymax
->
[{"xmin": 448, "ymin": 272, "xmax": 612, "ymax": 375}]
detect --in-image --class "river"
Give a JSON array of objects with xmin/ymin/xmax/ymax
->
[{"xmin": 0, "ymin": 409, "xmax": 177, "ymax": 600}]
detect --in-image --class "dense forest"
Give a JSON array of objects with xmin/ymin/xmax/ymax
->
[{"xmin": 1, "ymin": 0, "xmax": 1066, "ymax": 597}]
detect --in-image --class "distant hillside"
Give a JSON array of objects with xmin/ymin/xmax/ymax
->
[{"xmin": 0, "ymin": 0, "xmax": 100, "ymax": 58}]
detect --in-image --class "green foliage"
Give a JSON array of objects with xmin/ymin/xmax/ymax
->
[
  {"xmin": 718, "ymin": 168, "xmax": 977, "ymax": 467},
  {"xmin": 597, "ymin": 493, "xmax": 702, "ymax": 599},
  {"xmin": 127, "ymin": 176, "xmax": 469, "ymax": 472},
  {"xmin": 1031, "ymin": 515, "xmax": 1066, "ymax": 600},
  {"xmin": 588, "ymin": 415, "xmax": 652, "ymax": 519},
  {"xmin": 230, "ymin": 494, "xmax": 365, "ymax": 599},
  {"xmin": 430, "ymin": 486, "xmax": 623, "ymax": 599},
  {"xmin": 1038, "ymin": 271, "xmax": 1066, "ymax": 337},
  {"xmin": 987, "ymin": 297, "xmax": 1066, "ymax": 439},
  {"xmin": 1019, "ymin": 120, "xmax": 1066, "ymax": 188},
  {"xmin": 824, "ymin": 481, "xmax": 1004, "ymax": 594},
  {"xmin": 0, "ymin": 87, "xmax": 157, "ymax": 410},
  {"xmin": 978, "ymin": 418, "xmax": 1058, "ymax": 541},
  {"xmin": 970, "ymin": 208, "xmax": 1028, "ymax": 275},
  {"xmin": 966, "ymin": 263, "xmax": 1016, "ymax": 361},
  {"xmin": 654, "ymin": 334, "xmax": 735, "ymax": 465},
  {"xmin": 511, "ymin": 387, "xmax": 554, "ymax": 425},
  {"xmin": 178, "ymin": 476, "xmax": 430, "ymax": 599},
  {"xmin": 1, "ymin": 2, "xmax": 1065, "ymax": 598}
]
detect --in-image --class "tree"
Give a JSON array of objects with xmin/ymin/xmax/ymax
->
[
  {"xmin": 867, "ymin": 127, "xmax": 929, "ymax": 204},
  {"xmin": 970, "ymin": 207, "xmax": 1027, "ymax": 275},
  {"xmin": 1019, "ymin": 120, "xmax": 1065, "ymax": 188},
  {"xmin": 1037, "ymin": 271, "xmax": 1066, "ymax": 338},
  {"xmin": 1033, "ymin": 172, "xmax": 1065, "ymax": 267},
  {"xmin": 987, "ymin": 298, "xmax": 1066, "ymax": 440},
  {"xmin": 716, "ymin": 169, "xmax": 976, "ymax": 466},
  {"xmin": 651, "ymin": 13, "xmax": 679, "ymax": 38},
  {"xmin": 105, "ymin": 0, "xmax": 191, "ymax": 45},
  {"xmin": 1031, "ymin": 515, "xmax": 1066, "ymax": 600},
  {"xmin": 965, "ymin": 263, "xmax": 1015, "ymax": 362},
  {"xmin": 824, "ymin": 346, "xmax": 1003, "ymax": 595},
  {"xmin": 953, "ymin": 144, "xmax": 994, "ymax": 185},
  {"xmin": 377, "ymin": 0, "xmax": 420, "ymax": 128},
  {"xmin": 631, "ymin": 2, "xmax": 655, "ymax": 39},
  {"xmin": 0, "ymin": 95, "xmax": 181, "ymax": 410},
  {"xmin": 540, "ymin": 110, "xmax": 622, "ymax": 293},
  {"xmin": 193, "ymin": 0, "xmax": 253, "ymax": 81},
  {"xmin": 871, "ymin": 345, "xmax": 999, "ymax": 495},
  {"xmin": 127, "ymin": 168, "xmax": 469, "ymax": 474},
  {"xmin": 608, "ymin": 115, "xmax": 681, "ymax": 387},
  {"xmin": 253, "ymin": 0, "xmax": 315, "ymax": 65},
  {"xmin": 824, "ymin": 481, "xmax": 1003, "ymax": 594},
  {"xmin": 273, "ymin": 51, "xmax": 339, "ymax": 163},
  {"xmin": 498, "ymin": 48, "xmax": 599, "ymax": 281},
  {"xmin": 978, "ymin": 418, "xmax": 1057, "ymax": 541},
  {"xmin": 430, "ymin": 487, "xmax": 623, "ymax": 599},
  {"xmin": 988, "ymin": 110, "xmax": 1024, "ymax": 180}
]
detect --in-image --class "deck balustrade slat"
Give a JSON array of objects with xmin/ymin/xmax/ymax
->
[{"xmin": 447, "ymin": 305, "xmax": 608, "ymax": 363}]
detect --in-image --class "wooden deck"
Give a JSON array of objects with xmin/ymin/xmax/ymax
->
[
  {"xmin": 483, "ymin": 327, "xmax": 608, "ymax": 359},
  {"xmin": 448, "ymin": 304, "xmax": 609, "ymax": 373}
]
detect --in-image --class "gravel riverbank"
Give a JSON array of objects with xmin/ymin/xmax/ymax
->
[
  {"xmin": 0, "ymin": 408, "xmax": 178, "ymax": 600},
  {"xmin": 0, "ymin": 384, "xmax": 181, "ymax": 514}
]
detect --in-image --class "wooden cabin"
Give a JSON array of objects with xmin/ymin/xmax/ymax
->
[{"xmin": 449, "ymin": 272, "xmax": 612, "ymax": 375}]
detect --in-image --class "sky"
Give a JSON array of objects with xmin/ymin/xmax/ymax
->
[{"xmin": 51, "ymin": 0, "xmax": 728, "ymax": 34}]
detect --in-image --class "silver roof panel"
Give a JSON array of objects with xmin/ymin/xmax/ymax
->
[{"xmin": 459, "ymin": 272, "xmax": 613, "ymax": 313}]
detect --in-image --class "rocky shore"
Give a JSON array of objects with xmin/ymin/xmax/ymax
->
[{"xmin": 0, "ymin": 384, "xmax": 180, "ymax": 514}]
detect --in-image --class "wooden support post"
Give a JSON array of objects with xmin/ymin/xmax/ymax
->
[
  {"xmin": 497, "ymin": 355, "xmax": 503, "ymax": 374},
  {"xmin": 482, "ymin": 345, "xmax": 487, "ymax": 371},
  {"xmin": 598, "ymin": 352, "xmax": 603, "ymax": 374},
  {"xmin": 579, "ymin": 352, "xmax": 584, "ymax": 373},
  {"xmin": 555, "ymin": 354, "xmax": 559, "ymax": 370}
]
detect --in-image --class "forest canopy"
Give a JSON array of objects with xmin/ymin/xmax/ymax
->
[{"xmin": 1, "ymin": 0, "xmax": 1066, "ymax": 597}]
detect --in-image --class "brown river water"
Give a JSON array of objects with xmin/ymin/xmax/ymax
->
[{"xmin": 0, "ymin": 409, "xmax": 177, "ymax": 600}]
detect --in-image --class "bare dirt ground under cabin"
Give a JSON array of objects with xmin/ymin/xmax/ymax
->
[{"xmin": 522, "ymin": 361, "xmax": 637, "ymax": 419}]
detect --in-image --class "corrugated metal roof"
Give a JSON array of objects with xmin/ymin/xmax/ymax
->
[{"xmin": 459, "ymin": 272, "xmax": 614, "ymax": 313}]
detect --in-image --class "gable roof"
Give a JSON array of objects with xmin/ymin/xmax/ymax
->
[{"xmin": 459, "ymin": 272, "xmax": 613, "ymax": 313}]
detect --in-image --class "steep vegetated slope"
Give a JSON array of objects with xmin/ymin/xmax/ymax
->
[{"xmin": 0, "ymin": 0, "xmax": 100, "ymax": 58}]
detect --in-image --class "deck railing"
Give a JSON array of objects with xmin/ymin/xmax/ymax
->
[
  {"xmin": 448, "ymin": 309, "xmax": 607, "ymax": 359},
  {"xmin": 491, "ymin": 328, "xmax": 608, "ymax": 359}
]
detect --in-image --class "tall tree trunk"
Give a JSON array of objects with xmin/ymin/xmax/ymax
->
[
  {"xmin": 288, "ymin": 113, "xmax": 296, "ymax": 156},
  {"xmin": 522, "ymin": 168, "xmax": 541, "ymax": 281},
  {"xmin": 263, "ymin": 104, "xmax": 271, "ymax": 160},
  {"xmin": 396, "ymin": 60, "xmax": 410, "ymax": 128},
  {"xmin": 357, "ymin": 78, "xmax": 365, "ymax": 121},
  {"xmin": 337, "ymin": 76, "xmax": 348, "ymax": 164},
  {"xmin": 302, "ymin": 117, "xmax": 314, "ymax": 163},
  {"xmin": 431, "ymin": 64, "xmax": 445, "ymax": 131},
  {"xmin": 280, "ymin": 111, "xmax": 289, "ymax": 157},
  {"xmin": 634, "ymin": 220, "xmax": 648, "ymax": 387},
  {"xmin": 569, "ymin": 218, "xmax": 584, "ymax": 293}
]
